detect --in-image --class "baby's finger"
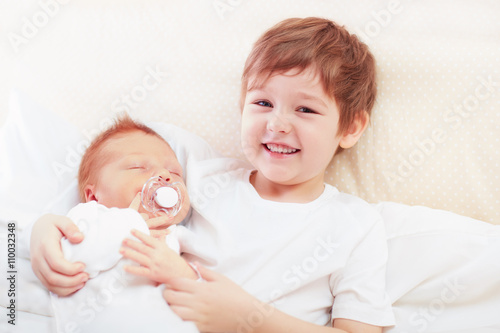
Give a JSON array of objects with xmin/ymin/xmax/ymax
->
[
  {"xmin": 128, "ymin": 193, "xmax": 142, "ymax": 211},
  {"xmin": 123, "ymin": 264, "xmax": 151, "ymax": 277},
  {"xmin": 46, "ymin": 250, "xmax": 86, "ymax": 276},
  {"xmin": 149, "ymin": 229, "xmax": 169, "ymax": 240},
  {"xmin": 39, "ymin": 260, "xmax": 88, "ymax": 290},
  {"xmin": 146, "ymin": 214, "xmax": 173, "ymax": 229},
  {"xmin": 122, "ymin": 237, "xmax": 152, "ymax": 254},
  {"xmin": 131, "ymin": 229, "xmax": 160, "ymax": 247},
  {"xmin": 120, "ymin": 246, "xmax": 151, "ymax": 267}
]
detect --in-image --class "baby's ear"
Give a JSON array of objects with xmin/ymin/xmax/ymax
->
[
  {"xmin": 339, "ymin": 111, "xmax": 369, "ymax": 149},
  {"xmin": 84, "ymin": 184, "xmax": 98, "ymax": 203}
]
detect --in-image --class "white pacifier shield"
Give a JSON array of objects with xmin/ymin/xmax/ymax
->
[{"xmin": 154, "ymin": 187, "xmax": 179, "ymax": 208}]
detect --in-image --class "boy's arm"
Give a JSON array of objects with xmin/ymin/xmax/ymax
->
[
  {"xmin": 163, "ymin": 264, "xmax": 381, "ymax": 333},
  {"xmin": 30, "ymin": 214, "xmax": 89, "ymax": 296},
  {"xmin": 121, "ymin": 229, "xmax": 199, "ymax": 282}
]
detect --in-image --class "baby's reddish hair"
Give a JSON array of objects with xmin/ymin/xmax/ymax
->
[
  {"xmin": 241, "ymin": 17, "xmax": 377, "ymax": 136},
  {"xmin": 77, "ymin": 114, "xmax": 166, "ymax": 202}
]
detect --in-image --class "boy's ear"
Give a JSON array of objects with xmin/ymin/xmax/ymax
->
[
  {"xmin": 84, "ymin": 184, "xmax": 98, "ymax": 203},
  {"xmin": 339, "ymin": 111, "xmax": 369, "ymax": 149}
]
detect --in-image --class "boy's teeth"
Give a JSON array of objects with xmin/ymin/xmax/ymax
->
[{"xmin": 266, "ymin": 144, "xmax": 297, "ymax": 154}]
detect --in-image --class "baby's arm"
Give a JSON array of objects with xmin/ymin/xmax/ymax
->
[
  {"xmin": 30, "ymin": 214, "xmax": 89, "ymax": 296},
  {"xmin": 121, "ymin": 229, "xmax": 199, "ymax": 283},
  {"xmin": 163, "ymin": 265, "xmax": 381, "ymax": 333}
]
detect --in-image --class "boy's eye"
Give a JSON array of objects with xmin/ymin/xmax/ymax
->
[
  {"xmin": 255, "ymin": 100, "xmax": 272, "ymax": 108},
  {"xmin": 297, "ymin": 107, "xmax": 317, "ymax": 114}
]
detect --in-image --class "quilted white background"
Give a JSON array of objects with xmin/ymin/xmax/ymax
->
[{"xmin": 1, "ymin": 0, "xmax": 499, "ymax": 224}]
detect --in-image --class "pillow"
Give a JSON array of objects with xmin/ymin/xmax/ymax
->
[
  {"xmin": 0, "ymin": 90, "xmax": 83, "ymax": 258},
  {"xmin": 0, "ymin": 89, "xmax": 83, "ymax": 318}
]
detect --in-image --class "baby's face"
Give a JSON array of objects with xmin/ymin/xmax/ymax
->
[{"xmin": 86, "ymin": 131, "xmax": 190, "ymax": 225}]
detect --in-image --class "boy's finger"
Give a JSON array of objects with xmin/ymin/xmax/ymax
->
[
  {"xmin": 164, "ymin": 277, "xmax": 198, "ymax": 293},
  {"xmin": 163, "ymin": 287, "xmax": 195, "ymax": 305},
  {"xmin": 168, "ymin": 305, "xmax": 198, "ymax": 323},
  {"xmin": 195, "ymin": 264, "xmax": 221, "ymax": 282},
  {"xmin": 55, "ymin": 216, "xmax": 84, "ymax": 244},
  {"xmin": 170, "ymin": 305, "xmax": 202, "ymax": 322}
]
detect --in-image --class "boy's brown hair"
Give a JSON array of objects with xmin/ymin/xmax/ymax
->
[
  {"xmin": 78, "ymin": 114, "xmax": 167, "ymax": 202},
  {"xmin": 240, "ymin": 17, "xmax": 377, "ymax": 136}
]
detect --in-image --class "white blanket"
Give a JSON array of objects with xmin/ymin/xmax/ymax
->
[{"xmin": 377, "ymin": 202, "xmax": 500, "ymax": 332}]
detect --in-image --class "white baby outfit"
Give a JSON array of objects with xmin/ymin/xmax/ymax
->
[{"xmin": 50, "ymin": 201, "xmax": 198, "ymax": 333}]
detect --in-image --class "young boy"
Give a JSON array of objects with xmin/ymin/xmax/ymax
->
[
  {"xmin": 31, "ymin": 17, "xmax": 394, "ymax": 333},
  {"xmin": 155, "ymin": 17, "xmax": 394, "ymax": 332},
  {"xmin": 50, "ymin": 114, "xmax": 199, "ymax": 332}
]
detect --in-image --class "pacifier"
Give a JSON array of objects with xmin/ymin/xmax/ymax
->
[{"xmin": 141, "ymin": 176, "xmax": 183, "ymax": 218}]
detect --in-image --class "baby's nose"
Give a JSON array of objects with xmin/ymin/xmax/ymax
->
[{"xmin": 157, "ymin": 169, "xmax": 172, "ymax": 182}]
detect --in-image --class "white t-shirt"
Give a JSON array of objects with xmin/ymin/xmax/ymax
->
[
  {"xmin": 183, "ymin": 158, "xmax": 395, "ymax": 327},
  {"xmin": 51, "ymin": 201, "xmax": 198, "ymax": 333}
]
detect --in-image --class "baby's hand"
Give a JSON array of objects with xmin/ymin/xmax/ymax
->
[
  {"xmin": 128, "ymin": 192, "xmax": 150, "ymax": 221},
  {"xmin": 120, "ymin": 229, "xmax": 195, "ymax": 283},
  {"xmin": 128, "ymin": 193, "xmax": 176, "ymax": 238}
]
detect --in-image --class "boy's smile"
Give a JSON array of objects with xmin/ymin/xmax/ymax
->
[
  {"xmin": 241, "ymin": 67, "xmax": 346, "ymax": 202},
  {"xmin": 263, "ymin": 143, "xmax": 300, "ymax": 156}
]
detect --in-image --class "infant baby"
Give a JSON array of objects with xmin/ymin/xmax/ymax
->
[{"xmin": 51, "ymin": 114, "xmax": 199, "ymax": 333}]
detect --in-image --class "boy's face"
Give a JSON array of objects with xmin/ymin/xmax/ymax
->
[
  {"xmin": 85, "ymin": 131, "xmax": 190, "ymax": 224},
  {"xmin": 241, "ymin": 68, "xmax": 355, "ymax": 195}
]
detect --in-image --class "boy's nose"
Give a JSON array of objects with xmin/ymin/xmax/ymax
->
[{"xmin": 267, "ymin": 112, "xmax": 291, "ymax": 133}]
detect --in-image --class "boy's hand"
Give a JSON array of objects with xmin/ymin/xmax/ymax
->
[
  {"xmin": 128, "ymin": 193, "xmax": 176, "ymax": 238},
  {"xmin": 30, "ymin": 214, "xmax": 89, "ymax": 296},
  {"xmin": 163, "ymin": 264, "xmax": 269, "ymax": 332},
  {"xmin": 120, "ymin": 229, "xmax": 198, "ymax": 283}
]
